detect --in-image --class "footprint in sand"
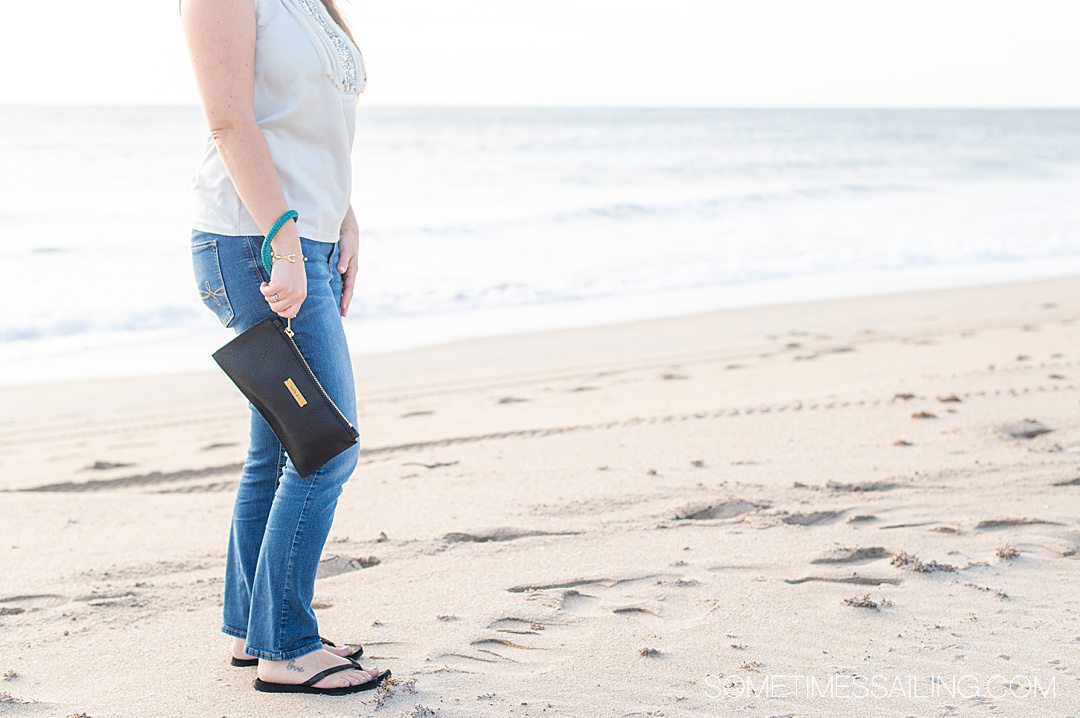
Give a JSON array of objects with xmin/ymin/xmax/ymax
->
[
  {"xmin": 673, "ymin": 499, "xmax": 761, "ymax": 521},
  {"xmin": 507, "ymin": 574, "xmax": 660, "ymax": 594},
  {"xmin": 315, "ymin": 554, "xmax": 380, "ymax": 579},
  {"xmin": 816, "ymin": 480, "xmax": 898, "ymax": 493},
  {"xmin": 75, "ymin": 590, "xmax": 143, "ymax": 608},
  {"xmin": 611, "ymin": 606, "xmax": 661, "ymax": 617},
  {"xmin": 0, "ymin": 593, "xmax": 66, "ymax": 614},
  {"xmin": 430, "ymin": 620, "xmax": 553, "ymax": 668},
  {"xmin": 430, "ymin": 632, "xmax": 548, "ymax": 668},
  {"xmin": 559, "ymin": 589, "xmax": 604, "ymax": 617},
  {"xmin": 156, "ymin": 480, "xmax": 237, "ymax": 494},
  {"xmin": 998, "ymin": 420, "xmax": 1053, "ymax": 440},
  {"xmin": 442, "ymin": 527, "xmax": 580, "ymax": 544},
  {"xmin": 810, "ymin": 546, "xmax": 891, "ymax": 564},
  {"xmin": 434, "ymin": 650, "xmax": 516, "ymax": 666},
  {"xmin": 974, "ymin": 517, "xmax": 1060, "ymax": 531},
  {"xmin": 488, "ymin": 617, "xmax": 545, "ymax": 635},
  {"xmin": 403, "ymin": 460, "xmax": 459, "ymax": 470},
  {"xmin": 82, "ymin": 460, "xmax": 135, "ymax": 471},
  {"xmin": 780, "ymin": 510, "xmax": 846, "ymax": 526},
  {"xmin": 469, "ymin": 637, "xmax": 538, "ymax": 651},
  {"xmin": 786, "ymin": 575, "xmax": 902, "ymax": 586},
  {"xmin": 556, "ymin": 589, "xmax": 661, "ymax": 619}
]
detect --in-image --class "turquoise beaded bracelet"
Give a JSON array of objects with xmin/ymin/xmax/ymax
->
[{"xmin": 261, "ymin": 209, "xmax": 299, "ymax": 274}]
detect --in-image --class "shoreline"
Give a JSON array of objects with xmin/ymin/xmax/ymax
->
[{"xmin": 6, "ymin": 260, "xmax": 1080, "ymax": 391}]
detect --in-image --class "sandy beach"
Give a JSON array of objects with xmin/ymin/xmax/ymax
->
[{"xmin": 2, "ymin": 276, "xmax": 1080, "ymax": 717}]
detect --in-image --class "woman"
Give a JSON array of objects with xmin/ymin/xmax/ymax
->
[{"xmin": 180, "ymin": 0, "xmax": 388, "ymax": 695}]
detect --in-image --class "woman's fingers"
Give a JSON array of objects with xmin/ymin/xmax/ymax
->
[
  {"xmin": 263, "ymin": 289, "xmax": 301, "ymax": 319},
  {"xmin": 259, "ymin": 270, "xmax": 308, "ymax": 319},
  {"xmin": 340, "ymin": 263, "xmax": 356, "ymax": 316},
  {"xmin": 261, "ymin": 282, "xmax": 304, "ymax": 310},
  {"xmin": 336, "ymin": 245, "xmax": 358, "ymax": 315},
  {"xmin": 270, "ymin": 295, "xmax": 301, "ymax": 314},
  {"xmin": 260, "ymin": 282, "xmax": 286, "ymax": 306},
  {"xmin": 336, "ymin": 251, "xmax": 353, "ymax": 276},
  {"xmin": 270, "ymin": 298, "xmax": 300, "ymax": 318}
]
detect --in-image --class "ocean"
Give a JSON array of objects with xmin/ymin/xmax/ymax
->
[{"xmin": 7, "ymin": 106, "xmax": 1080, "ymax": 384}]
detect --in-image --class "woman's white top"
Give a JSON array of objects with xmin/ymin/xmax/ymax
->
[{"xmin": 190, "ymin": 0, "xmax": 366, "ymax": 244}]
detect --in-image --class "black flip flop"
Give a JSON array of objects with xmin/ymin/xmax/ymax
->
[
  {"xmin": 253, "ymin": 663, "xmax": 391, "ymax": 695},
  {"xmin": 320, "ymin": 636, "xmax": 364, "ymax": 660},
  {"xmin": 230, "ymin": 636, "xmax": 364, "ymax": 667}
]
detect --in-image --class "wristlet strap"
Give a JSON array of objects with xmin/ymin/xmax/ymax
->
[{"xmin": 261, "ymin": 209, "xmax": 299, "ymax": 274}]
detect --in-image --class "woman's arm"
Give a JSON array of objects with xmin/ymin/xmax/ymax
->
[
  {"xmin": 337, "ymin": 205, "xmax": 359, "ymax": 317},
  {"xmin": 181, "ymin": 0, "xmax": 306, "ymax": 319}
]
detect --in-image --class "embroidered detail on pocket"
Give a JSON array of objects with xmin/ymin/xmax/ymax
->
[
  {"xmin": 191, "ymin": 239, "xmax": 235, "ymax": 328},
  {"xmin": 199, "ymin": 281, "xmax": 227, "ymax": 307}
]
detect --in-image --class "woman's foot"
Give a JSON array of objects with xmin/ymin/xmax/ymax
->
[
  {"xmin": 256, "ymin": 648, "xmax": 384, "ymax": 689},
  {"xmin": 231, "ymin": 636, "xmax": 361, "ymax": 662}
]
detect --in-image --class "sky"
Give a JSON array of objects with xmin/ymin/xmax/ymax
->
[{"xmin": 4, "ymin": 0, "xmax": 1080, "ymax": 107}]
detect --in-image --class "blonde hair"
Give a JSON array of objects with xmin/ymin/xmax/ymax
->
[{"xmin": 320, "ymin": 0, "xmax": 358, "ymax": 46}]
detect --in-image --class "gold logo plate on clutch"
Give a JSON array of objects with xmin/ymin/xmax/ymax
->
[{"xmin": 283, "ymin": 378, "xmax": 308, "ymax": 407}]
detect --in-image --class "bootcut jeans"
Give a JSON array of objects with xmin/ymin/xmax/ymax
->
[{"xmin": 190, "ymin": 229, "xmax": 360, "ymax": 661}]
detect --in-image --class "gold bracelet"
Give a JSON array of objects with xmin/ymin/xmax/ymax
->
[{"xmin": 272, "ymin": 252, "xmax": 308, "ymax": 263}]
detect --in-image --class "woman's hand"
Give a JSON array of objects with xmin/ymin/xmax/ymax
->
[
  {"xmin": 337, "ymin": 210, "xmax": 359, "ymax": 317},
  {"xmin": 260, "ymin": 255, "xmax": 308, "ymax": 319}
]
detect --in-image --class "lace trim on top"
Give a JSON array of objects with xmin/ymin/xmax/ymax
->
[{"xmin": 292, "ymin": 0, "xmax": 364, "ymax": 94}]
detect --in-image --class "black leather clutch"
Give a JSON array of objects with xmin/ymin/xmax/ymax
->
[{"xmin": 212, "ymin": 316, "xmax": 359, "ymax": 478}]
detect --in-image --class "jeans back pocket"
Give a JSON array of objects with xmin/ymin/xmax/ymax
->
[{"xmin": 191, "ymin": 238, "xmax": 235, "ymax": 328}]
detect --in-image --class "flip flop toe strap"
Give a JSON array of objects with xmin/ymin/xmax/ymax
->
[
  {"xmin": 302, "ymin": 662, "xmax": 358, "ymax": 687},
  {"xmin": 320, "ymin": 636, "xmax": 338, "ymax": 647}
]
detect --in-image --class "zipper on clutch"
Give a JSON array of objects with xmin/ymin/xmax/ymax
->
[{"xmin": 276, "ymin": 318, "xmax": 355, "ymax": 431}]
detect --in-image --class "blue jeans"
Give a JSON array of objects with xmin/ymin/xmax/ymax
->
[{"xmin": 190, "ymin": 229, "xmax": 360, "ymax": 661}]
